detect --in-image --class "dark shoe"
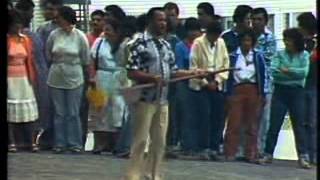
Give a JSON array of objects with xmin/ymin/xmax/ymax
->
[
  {"xmin": 298, "ymin": 154, "xmax": 311, "ymax": 169},
  {"xmin": 246, "ymin": 158, "xmax": 261, "ymax": 164},
  {"xmin": 209, "ymin": 151, "xmax": 223, "ymax": 161},
  {"xmin": 69, "ymin": 147, "xmax": 82, "ymax": 154},
  {"xmin": 115, "ymin": 151, "xmax": 130, "ymax": 158},
  {"xmin": 198, "ymin": 150, "xmax": 211, "ymax": 161},
  {"xmin": 8, "ymin": 144, "xmax": 17, "ymax": 153},
  {"xmin": 53, "ymin": 147, "xmax": 65, "ymax": 154},
  {"xmin": 258, "ymin": 154, "xmax": 273, "ymax": 165},
  {"xmin": 31, "ymin": 144, "xmax": 40, "ymax": 153},
  {"xmin": 166, "ymin": 150, "xmax": 180, "ymax": 159},
  {"xmin": 92, "ymin": 149, "xmax": 103, "ymax": 154},
  {"xmin": 224, "ymin": 156, "xmax": 236, "ymax": 162}
]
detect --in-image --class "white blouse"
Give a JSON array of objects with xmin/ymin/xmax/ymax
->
[{"xmin": 234, "ymin": 48, "xmax": 256, "ymax": 84}]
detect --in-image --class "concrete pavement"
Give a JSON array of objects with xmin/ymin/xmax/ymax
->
[{"xmin": 7, "ymin": 152, "xmax": 316, "ymax": 180}]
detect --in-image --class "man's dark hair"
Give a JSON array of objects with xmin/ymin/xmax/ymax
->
[
  {"xmin": 197, "ymin": 2, "xmax": 214, "ymax": 16},
  {"xmin": 146, "ymin": 7, "xmax": 164, "ymax": 25},
  {"xmin": 297, "ymin": 12, "xmax": 317, "ymax": 35},
  {"xmin": 104, "ymin": 5, "xmax": 126, "ymax": 21},
  {"xmin": 206, "ymin": 21, "xmax": 223, "ymax": 35},
  {"xmin": 136, "ymin": 13, "xmax": 147, "ymax": 32},
  {"xmin": 163, "ymin": 2, "xmax": 179, "ymax": 15},
  {"xmin": 15, "ymin": 0, "xmax": 35, "ymax": 11},
  {"xmin": 184, "ymin": 17, "xmax": 201, "ymax": 32},
  {"xmin": 123, "ymin": 15, "xmax": 137, "ymax": 37},
  {"xmin": 58, "ymin": 6, "xmax": 77, "ymax": 25},
  {"xmin": 233, "ymin": 5, "xmax": 252, "ymax": 23},
  {"xmin": 252, "ymin": 7, "xmax": 269, "ymax": 23},
  {"xmin": 239, "ymin": 28, "xmax": 258, "ymax": 46},
  {"xmin": 40, "ymin": 0, "xmax": 63, "ymax": 8},
  {"xmin": 91, "ymin": 10, "xmax": 105, "ymax": 19},
  {"xmin": 283, "ymin": 28, "xmax": 305, "ymax": 53}
]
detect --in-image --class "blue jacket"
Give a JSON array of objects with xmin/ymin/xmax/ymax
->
[{"xmin": 226, "ymin": 49, "xmax": 266, "ymax": 97}]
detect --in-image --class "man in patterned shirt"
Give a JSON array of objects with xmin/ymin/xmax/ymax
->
[
  {"xmin": 251, "ymin": 8, "xmax": 276, "ymax": 157},
  {"xmin": 123, "ymin": 7, "xmax": 198, "ymax": 180}
]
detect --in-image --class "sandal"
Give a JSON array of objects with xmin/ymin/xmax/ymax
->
[
  {"xmin": 8, "ymin": 144, "xmax": 17, "ymax": 153},
  {"xmin": 32, "ymin": 144, "xmax": 40, "ymax": 153}
]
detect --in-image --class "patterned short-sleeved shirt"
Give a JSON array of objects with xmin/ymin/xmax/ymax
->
[
  {"xmin": 255, "ymin": 28, "xmax": 277, "ymax": 93},
  {"xmin": 126, "ymin": 31, "xmax": 177, "ymax": 104}
]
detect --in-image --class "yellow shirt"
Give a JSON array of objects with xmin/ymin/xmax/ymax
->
[{"xmin": 189, "ymin": 34, "xmax": 230, "ymax": 90}]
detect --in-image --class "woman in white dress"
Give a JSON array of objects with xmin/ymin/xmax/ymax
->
[{"xmin": 88, "ymin": 18, "xmax": 127, "ymax": 154}]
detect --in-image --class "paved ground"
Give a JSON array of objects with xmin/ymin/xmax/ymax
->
[{"xmin": 8, "ymin": 152, "xmax": 316, "ymax": 180}]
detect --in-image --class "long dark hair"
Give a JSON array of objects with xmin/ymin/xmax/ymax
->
[{"xmin": 105, "ymin": 18, "xmax": 124, "ymax": 54}]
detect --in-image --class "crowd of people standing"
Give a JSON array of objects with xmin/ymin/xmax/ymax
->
[{"xmin": 7, "ymin": 0, "xmax": 317, "ymax": 179}]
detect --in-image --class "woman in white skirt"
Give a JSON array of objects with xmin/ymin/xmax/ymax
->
[{"xmin": 7, "ymin": 9, "xmax": 39, "ymax": 152}]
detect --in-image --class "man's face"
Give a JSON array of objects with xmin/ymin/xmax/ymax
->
[
  {"xmin": 197, "ymin": 8, "xmax": 211, "ymax": 28},
  {"xmin": 240, "ymin": 13, "xmax": 252, "ymax": 29},
  {"xmin": 43, "ymin": 3, "xmax": 59, "ymax": 21},
  {"xmin": 252, "ymin": 13, "xmax": 266, "ymax": 31},
  {"xmin": 206, "ymin": 33, "xmax": 219, "ymax": 44},
  {"xmin": 151, "ymin": 10, "xmax": 167, "ymax": 36},
  {"xmin": 240, "ymin": 35, "xmax": 253, "ymax": 52},
  {"xmin": 91, "ymin": 15, "xmax": 104, "ymax": 32},
  {"xmin": 165, "ymin": 9, "xmax": 179, "ymax": 29}
]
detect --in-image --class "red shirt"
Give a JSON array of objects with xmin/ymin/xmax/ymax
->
[{"xmin": 86, "ymin": 32, "xmax": 100, "ymax": 47}]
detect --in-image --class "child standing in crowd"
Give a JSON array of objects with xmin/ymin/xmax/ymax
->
[
  {"xmin": 46, "ymin": 6, "xmax": 90, "ymax": 153},
  {"xmin": 7, "ymin": 9, "xmax": 39, "ymax": 152},
  {"xmin": 259, "ymin": 28, "xmax": 311, "ymax": 169},
  {"xmin": 224, "ymin": 29, "xmax": 266, "ymax": 163}
]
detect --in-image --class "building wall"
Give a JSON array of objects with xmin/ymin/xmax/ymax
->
[
  {"xmin": 32, "ymin": 0, "xmax": 316, "ymax": 48},
  {"xmin": 88, "ymin": 0, "xmax": 316, "ymax": 17},
  {"xmin": 88, "ymin": 0, "xmax": 316, "ymax": 49}
]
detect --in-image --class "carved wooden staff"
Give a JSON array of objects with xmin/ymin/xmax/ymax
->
[
  {"xmin": 120, "ymin": 68, "xmax": 240, "ymax": 103},
  {"xmin": 121, "ymin": 68, "xmax": 240, "ymax": 91}
]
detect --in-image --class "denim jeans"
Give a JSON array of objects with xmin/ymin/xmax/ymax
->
[
  {"xmin": 197, "ymin": 89, "xmax": 226, "ymax": 152},
  {"xmin": 114, "ymin": 105, "xmax": 132, "ymax": 153},
  {"xmin": 167, "ymin": 83, "xmax": 180, "ymax": 147},
  {"xmin": 258, "ymin": 93, "xmax": 272, "ymax": 154},
  {"xmin": 304, "ymin": 87, "xmax": 317, "ymax": 162},
  {"xmin": 50, "ymin": 85, "xmax": 83, "ymax": 149},
  {"xmin": 265, "ymin": 84, "xmax": 308, "ymax": 156},
  {"xmin": 80, "ymin": 82, "xmax": 89, "ymax": 147},
  {"xmin": 176, "ymin": 81, "xmax": 200, "ymax": 152}
]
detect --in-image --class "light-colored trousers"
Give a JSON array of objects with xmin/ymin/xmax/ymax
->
[{"xmin": 124, "ymin": 101, "xmax": 169, "ymax": 180}]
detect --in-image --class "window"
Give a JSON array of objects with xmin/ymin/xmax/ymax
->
[{"xmin": 267, "ymin": 14, "xmax": 275, "ymax": 33}]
